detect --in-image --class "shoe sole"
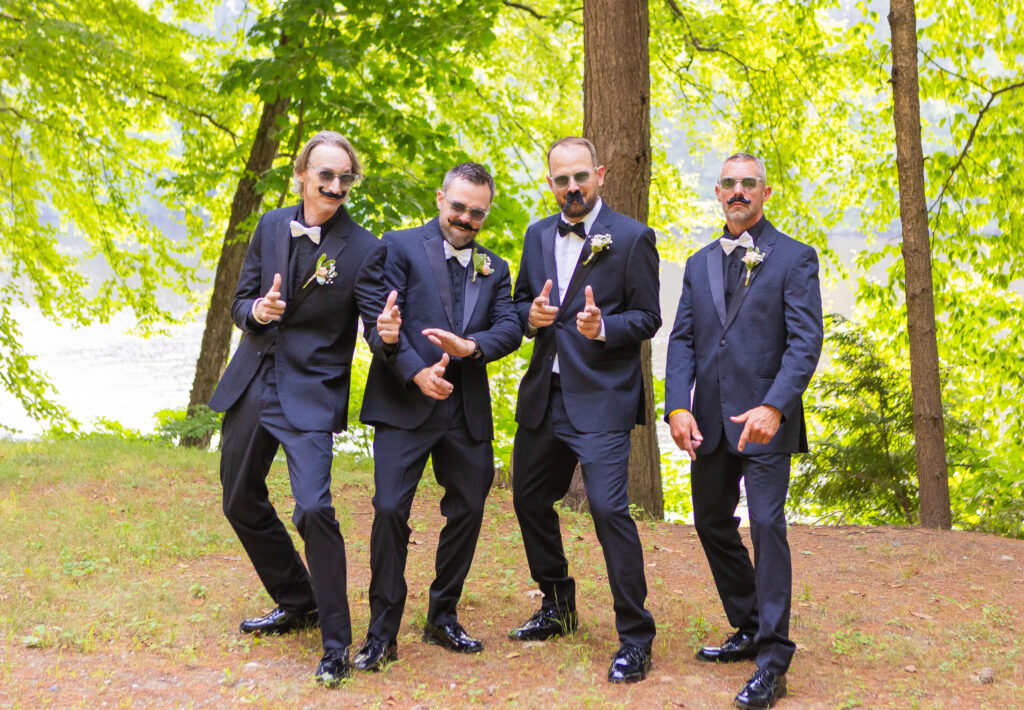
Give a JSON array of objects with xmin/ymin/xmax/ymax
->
[
  {"xmin": 421, "ymin": 633, "xmax": 483, "ymax": 654},
  {"xmin": 695, "ymin": 650, "xmax": 761, "ymax": 663}
]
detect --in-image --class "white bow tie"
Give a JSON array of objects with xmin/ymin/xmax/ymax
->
[
  {"xmin": 719, "ymin": 231, "xmax": 754, "ymax": 255},
  {"xmin": 290, "ymin": 220, "xmax": 322, "ymax": 245},
  {"xmin": 443, "ymin": 240, "xmax": 472, "ymax": 268}
]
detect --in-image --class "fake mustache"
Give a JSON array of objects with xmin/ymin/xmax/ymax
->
[
  {"xmin": 449, "ymin": 218, "xmax": 479, "ymax": 233},
  {"xmin": 566, "ymin": 190, "xmax": 585, "ymax": 206},
  {"xmin": 728, "ymin": 195, "xmax": 751, "ymax": 205},
  {"xmin": 319, "ymin": 186, "xmax": 347, "ymax": 200}
]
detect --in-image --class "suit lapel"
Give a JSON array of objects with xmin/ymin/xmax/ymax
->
[
  {"xmin": 462, "ymin": 247, "xmax": 483, "ymax": 331},
  {"xmin": 275, "ymin": 215, "xmax": 291, "ymax": 298},
  {"xmin": 558, "ymin": 203, "xmax": 613, "ymax": 316},
  {"xmin": 541, "ymin": 221, "xmax": 560, "ymax": 308},
  {"xmin": 423, "ymin": 235, "xmax": 456, "ymax": 329},
  {"xmin": 287, "ymin": 207, "xmax": 353, "ymax": 314},
  {"xmin": 707, "ymin": 243, "xmax": 728, "ymax": 326},
  {"xmin": 721, "ymin": 224, "xmax": 778, "ymax": 334}
]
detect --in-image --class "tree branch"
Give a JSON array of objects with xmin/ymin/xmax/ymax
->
[
  {"xmin": 145, "ymin": 90, "xmax": 238, "ymax": 143},
  {"xmin": 502, "ymin": 0, "xmax": 546, "ymax": 20}
]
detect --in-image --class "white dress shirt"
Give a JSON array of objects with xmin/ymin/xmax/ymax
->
[{"xmin": 551, "ymin": 198, "xmax": 605, "ymax": 373}]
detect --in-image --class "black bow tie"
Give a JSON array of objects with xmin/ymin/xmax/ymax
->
[{"xmin": 557, "ymin": 221, "xmax": 587, "ymax": 238}]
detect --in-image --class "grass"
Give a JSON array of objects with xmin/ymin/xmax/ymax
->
[{"xmin": 1, "ymin": 438, "xmax": 1023, "ymax": 709}]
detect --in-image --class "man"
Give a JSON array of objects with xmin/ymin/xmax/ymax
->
[
  {"xmin": 356, "ymin": 162, "xmax": 522, "ymax": 670},
  {"xmin": 665, "ymin": 153, "xmax": 823, "ymax": 709},
  {"xmin": 209, "ymin": 131, "xmax": 400, "ymax": 687},
  {"xmin": 509, "ymin": 137, "xmax": 660, "ymax": 683}
]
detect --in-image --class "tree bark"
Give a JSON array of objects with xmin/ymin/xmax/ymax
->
[
  {"xmin": 180, "ymin": 94, "xmax": 290, "ymax": 448},
  {"xmin": 888, "ymin": 0, "xmax": 951, "ymax": 528},
  {"xmin": 562, "ymin": 0, "xmax": 663, "ymax": 519}
]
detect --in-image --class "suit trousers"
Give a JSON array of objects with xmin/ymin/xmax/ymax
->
[
  {"xmin": 219, "ymin": 356, "xmax": 351, "ymax": 650},
  {"xmin": 367, "ymin": 391, "xmax": 494, "ymax": 642},
  {"xmin": 691, "ymin": 432, "xmax": 795, "ymax": 673},
  {"xmin": 512, "ymin": 387, "xmax": 656, "ymax": 648}
]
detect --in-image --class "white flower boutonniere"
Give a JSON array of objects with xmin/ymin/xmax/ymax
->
[
  {"xmin": 741, "ymin": 247, "xmax": 765, "ymax": 285},
  {"xmin": 583, "ymin": 233, "xmax": 613, "ymax": 265},
  {"xmin": 472, "ymin": 252, "xmax": 492, "ymax": 282},
  {"xmin": 304, "ymin": 253, "xmax": 337, "ymax": 288}
]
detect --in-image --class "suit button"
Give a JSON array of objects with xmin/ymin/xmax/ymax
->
[
  {"xmin": 556, "ymin": 322, "xmax": 564, "ymax": 329},
  {"xmin": 719, "ymin": 339, "xmax": 726, "ymax": 346}
]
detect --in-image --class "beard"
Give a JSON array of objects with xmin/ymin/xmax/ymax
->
[
  {"xmin": 559, "ymin": 189, "xmax": 597, "ymax": 219},
  {"xmin": 723, "ymin": 195, "xmax": 753, "ymax": 222},
  {"xmin": 440, "ymin": 218, "xmax": 478, "ymax": 248}
]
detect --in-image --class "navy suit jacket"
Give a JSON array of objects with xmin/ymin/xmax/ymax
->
[
  {"xmin": 209, "ymin": 204, "xmax": 391, "ymax": 433},
  {"xmin": 360, "ymin": 218, "xmax": 523, "ymax": 442},
  {"xmin": 513, "ymin": 202, "xmax": 661, "ymax": 433},
  {"xmin": 664, "ymin": 219, "xmax": 823, "ymax": 455}
]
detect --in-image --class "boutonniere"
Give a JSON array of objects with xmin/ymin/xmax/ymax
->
[
  {"xmin": 583, "ymin": 233, "xmax": 613, "ymax": 265},
  {"xmin": 741, "ymin": 247, "xmax": 765, "ymax": 285},
  {"xmin": 472, "ymin": 252, "xmax": 492, "ymax": 282},
  {"xmin": 304, "ymin": 253, "xmax": 337, "ymax": 288}
]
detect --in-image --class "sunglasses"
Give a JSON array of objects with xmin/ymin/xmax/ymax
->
[
  {"xmin": 443, "ymin": 195, "xmax": 489, "ymax": 222},
  {"xmin": 550, "ymin": 171, "xmax": 593, "ymax": 188},
  {"xmin": 718, "ymin": 176, "xmax": 763, "ymax": 190},
  {"xmin": 313, "ymin": 168, "xmax": 359, "ymax": 188}
]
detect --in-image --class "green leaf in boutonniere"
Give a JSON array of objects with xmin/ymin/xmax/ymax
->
[
  {"xmin": 472, "ymin": 252, "xmax": 492, "ymax": 282},
  {"xmin": 583, "ymin": 233, "xmax": 612, "ymax": 265},
  {"xmin": 304, "ymin": 253, "xmax": 337, "ymax": 288}
]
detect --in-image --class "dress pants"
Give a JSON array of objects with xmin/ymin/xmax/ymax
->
[
  {"xmin": 220, "ymin": 356, "xmax": 351, "ymax": 650},
  {"xmin": 512, "ymin": 385, "xmax": 656, "ymax": 648},
  {"xmin": 691, "ymin": 430, "xmax": 795, "ymax": 673},
  {"xmin": 366, "ymin": 388, "xmax": 493, "ymax": 642}
]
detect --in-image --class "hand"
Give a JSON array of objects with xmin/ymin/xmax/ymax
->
[
  {"xmin": 413, "ymin": 353, "xmax": 453, "ymax": 400},
  {"xmin": 255, "ymin": 273, "xmax": 286, "ymax": 322},
  {"xmin": 730, "ymin": 405, "xmax": 783, "ymax": 451},
  {"xmin": 576, "ymin": 285, "xmax": 602, "ymax": 339},
  {"xmin": 528, "ymin": 279, "xmax": 558, "ymax": 329},
  {"xmin": 669, "ymin": 410, "xmax": 703, "ymax": 461},
  {"xmin": 377, "ymin": 290, "xmax": 401, "ymax": 344},
  {"xmin": 422, "ymin": 328, "xmax": 476, "ymax": 358}
]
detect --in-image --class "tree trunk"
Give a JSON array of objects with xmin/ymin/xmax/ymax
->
[
  {"xmin": 888, "ymin": 0, "xmax": 951, "ymax": 529},
  {"xmin": 180, "ymin": 94, "xmax": 290, "ymax": 448},
  {"xmin": 562, "ymin": 0, "xmax": 663, "ymax": 519}
]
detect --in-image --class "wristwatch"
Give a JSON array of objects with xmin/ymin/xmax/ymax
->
[{"xmin": 467, "ymin": 336, "xmax": 483, "ymax": 359}]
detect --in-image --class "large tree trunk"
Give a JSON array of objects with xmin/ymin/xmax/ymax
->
[
  {"xmin": 180, "ymin": 94, "xmax": 290, "ymax": 448},
  {"xmin": 888, "ymin": 0, "xmax": 951, "ymax": 528},
  {"xmin": 562, "ymin": 0, "xmax": 663, "ymax": 519}
]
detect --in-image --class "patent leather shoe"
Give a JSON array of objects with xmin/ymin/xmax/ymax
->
[
  {"xmin": 422, "ymin": 621, "xmax": 483, "ymax": 653},
  {"xmin": 508, "ymin": 608, "xmax": 579, "ymax": 641},
  {"xmin": 607, "ymin": 643, "xmax": 652, "ymax": 683},
  {"xmin": 696, "ymin": 629, "xmax": 761, "ymax": 663},
  {"xmin": 238, "ymin": 606, "xmax": 318, "ymax": 635},
  {"xmin": 734, "ymin": 668, "xmax": 786, "ymax": 709},
  {"xmin": 353, "ymin": 636, "xmax": 398, "ymax": 671},
  {"xmin": 314, "ymin": 647, "xmax": 352, "ymax": 688}
]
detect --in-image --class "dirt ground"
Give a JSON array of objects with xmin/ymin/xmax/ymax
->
[{"xmin": 2, "ymin": 479, "xmax": 1021, "ymax": 709}]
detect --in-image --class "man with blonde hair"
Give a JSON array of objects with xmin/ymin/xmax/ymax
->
[{"xmin": 209, "ymin": 131, "xmax": 400, "ymax": 686}]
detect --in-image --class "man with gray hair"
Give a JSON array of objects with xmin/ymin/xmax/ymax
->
[
  {"xmin": 665, "ymin": 152, "xmax": 823, "ymax": 708},
  {"xmin": 356, "ymin": 162, "xmax": 522, "ymax": 670},
  {"xmin": 209, "ymin": 131, "xmax": 401, "ymax": 686}
]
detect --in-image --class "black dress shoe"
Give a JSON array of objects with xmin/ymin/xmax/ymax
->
[
  {"xmin": 508, "ymin": 608, "xmax": 579, "ymax": 641},
  {"xmin": 607, "ymin": 643, "xmax": 652, "ymax": 684},
  {"xmin": 353, "ymin": 636, "xmax": 398, "ymax": 672},
  {"xmin": 734, "ymin": 668, "xmax": 786, "ymax": 709},
  {"xmin": 696, "ymin": 629, "xmax": 761, "ymax": 663},
  {"xmin": 314, "ymin": 647, "xmax": 352, "ymax": 688},
  {"xmin": 238, "ymin": 606, "xmax": 318, "ymax": 635},
  {"xmin": 422, "ymin": 621, "xmax": 483, "ymax": 653}
]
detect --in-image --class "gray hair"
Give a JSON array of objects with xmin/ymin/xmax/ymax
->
[
  {"xmin": 441, "ymin": 162, "xmax": 496, "ymax": 200},
  {"xmin": 292, "ymin": 131, "xmax": 362, "ymax": 195},
  {"xmin": 723, "ymin": 152, "xmax": 767, "ymax": 182}
]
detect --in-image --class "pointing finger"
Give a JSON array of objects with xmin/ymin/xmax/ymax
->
[
  {"xmin": 585, "ymin": 285, "xmax": 595, "ymax": 308},
  {"xmin": 540, "ymin": 279, "xmax": 553, "ymax": 301},
  {"xmin": 384, "ymin": 290, "xmax": 397, "ymax": 313}
]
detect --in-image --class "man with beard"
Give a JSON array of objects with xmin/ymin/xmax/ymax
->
[
  {"xmin": 209, "ymin": 131, "xmax": 401, "ymax": 686},
  {"xmin": 508, "ymin": 137, "xmax": 661, "ymax": 683},
  {"xmin": 665, "ymin": 153, "xmax": 823, "ymax": 709},
  {"xmin": 355, "ymin": 162, "xmax": 522, "ymax": 670}
]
